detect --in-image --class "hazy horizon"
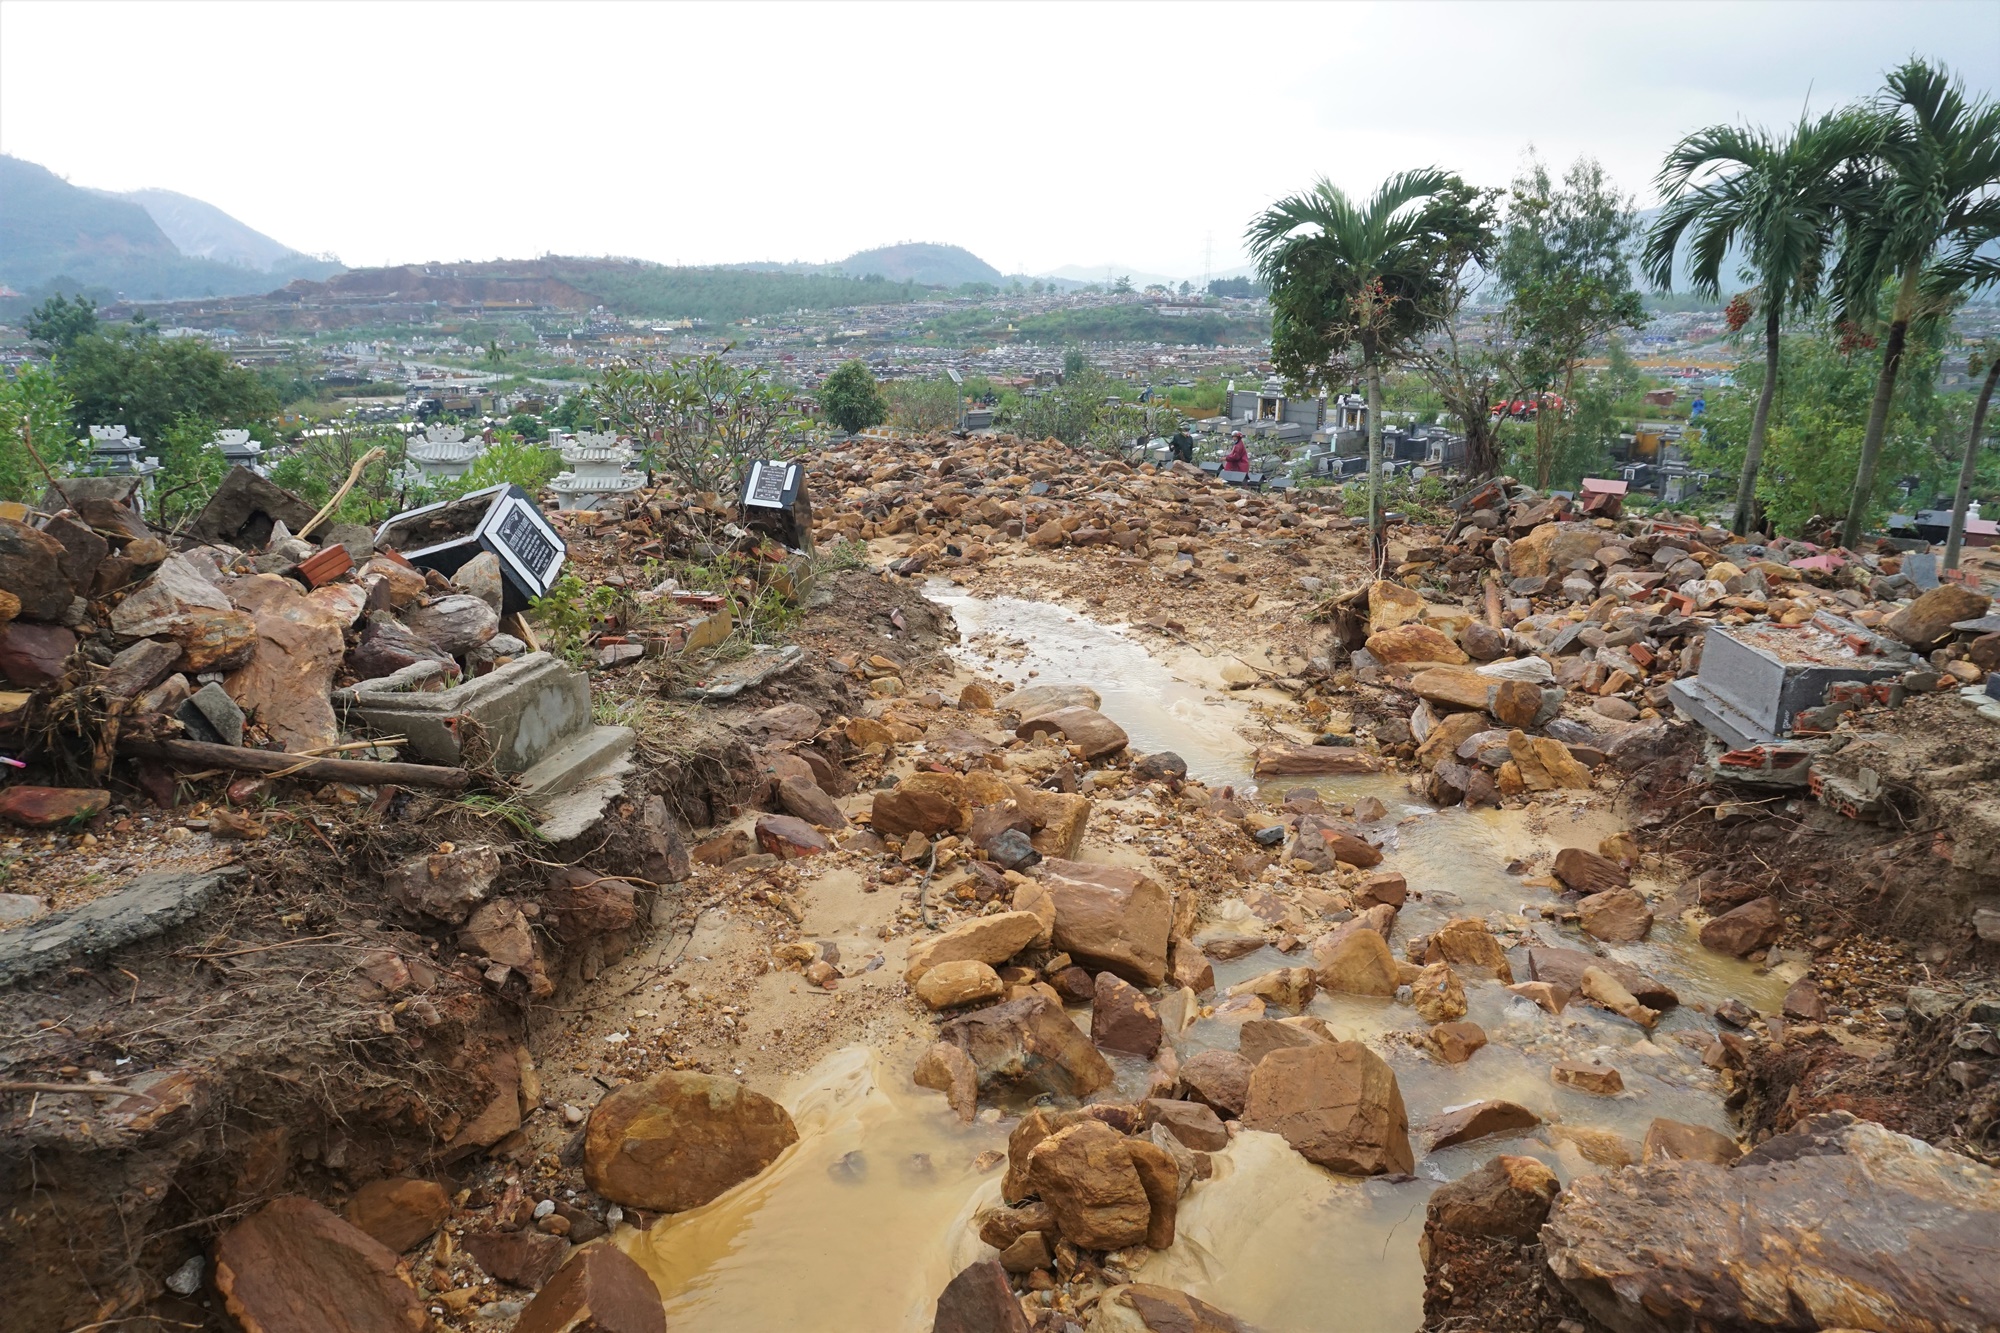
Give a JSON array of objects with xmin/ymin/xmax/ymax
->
[{"xmin": 2, "ymin": 0, "xmax": 1994, "ymax": 280}]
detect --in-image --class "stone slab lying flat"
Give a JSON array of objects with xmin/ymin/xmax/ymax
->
[{"xmin": 0, "ymin": 865, "xmax": 245, "ymax": 986}]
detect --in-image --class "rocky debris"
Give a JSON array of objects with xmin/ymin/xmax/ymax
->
[
  {"xmin": 0, "ymin": 785, "xmax": 108, "ymax": 828},
  {"xmin": 932, "ymin": 1259, "xmax": 1031, "ymax": 1333},
  {"xmin": 1429, "ymin": 1021, "xmax": 1488, "ymax": 1063},
  {"xmin": 1429, "ymin": 1099, "xmax": 1542, "ymax": 1150},
  {"xmin": 1422, "ymin": 918, "xmax": 1514, "ymax": 983},
  {"xmin": 1423, "ymin": 1154, "xmax": 1559, "ymax": 1244},
  {"xmin": 1238, "ymin": 1016, "xmax": 1334, "ymax": 1066},
  {"xmin": 1551, "ymin": 1060, "xmax": 1624, "ymax": 1095},
  {"xmin": 342, "ymin": 1177, "xmax": 450, "ymax": 1252},
  {"xmin": 1241, "ymin": 1041, "xmax": 1414, "ymax": 1175},
  {"xmin": 1025, "ymin": 1119, "xmax": 1158, "ymax": 1249},
  {"xmin": 1699, "ymin": 895, "xmax": 1784, "ymax": 957},
  {"xmin": 514, "ymin": 1243, "xmax": 667, "ymax": 1333},
  {"xmin": 1356, "ymin": 870, "xmax": 1407, "ymax": 908},
  {"xmin": 1094, "ymin": 1284, "xmax": 1249, "ymax": 1333},
  {"xmin": 583, "ymin": 1070, "xmax": 799, "ymax": 1212},
  {"xmin": 1545, "ymin": 1113, "xmax": 2000, "ymax": 1333},
  {"xmin": 1038, "ymin": 857, "xmax": 1170, "ymax": 986},
  {"xmin": 1411, "ymin": 962, "xmax": 1467, "ymax": 1023},
  {"xmin": 916, "ymin": 959, "xmax": 1006, "ymax": 1010},
  {"xmin": 1252, "ymin": 743, "xmax": 1381, "ymax": 776},
  {"xmin": 872, "ymin": 771, "xmax": 970, "ymax": 837},
  {"xmin": 1226, "ymin": 965, "xmax": 1317, "ymax": 1012},
  {"xmin": 776, "ymin": 774, "xmax": 847, "ymax": 828},
  {"xmin": 1526, "ymin": 946, "xmax": 1676, "ymax": 1011},
  {"xmin": 1131, "ymin": 751, "xmax": 1187, "ymax": 781},
  {"xmin": 1577, "ymin": 886, "xmax": 1653, "ymax": 943},
  {"xmin": 1313, "ymin": 926, "xmax": 1406, "ymax": 996},
  {"xmin": 1782, "ymin": 977, "xmax": 1829, "ymax": 1021},
  {"xmin": 213, "ymin": 1196, "xmax": 426, "ymax": 1333},
  {"xmin": 939, "ymin": 993, "xmax": 1115, "ymax": 1099},
  {"xmin": 221, "ymin": 575, "xmax": 353, "ymax": 753},
  {"xmin": 754, "ymin": 813, "xmax": 834, "ymax": 858},
  {"xmin": 0, "ymin": 620, "xmax": 77, "ymax": 687},
  {"xmin": 914, "ymin": 1041, "xmax": 980, "ymax": 1123},
  {"xmin": 1641, "ymin": 1117, "xmax": 1741, "ymax": 1165},
  {"xmin": 1883, "ymin": 583, "xmax": 1990, "ymax": 649},
  {"xmin": 1091, "ymin": 971, "xmax": 1164, "ymax": 1057},
  {"xmin": 1178, "ymin": 1048, "xmax": 1255, "ymax": 1119},
  {"xmin": 0, "ymin": 516, "xmax": 78, "ymax": 621},
  {"xmin": 385, "ymin": 842, "xmax": 502, "ymax": 923},
  {"xmin": 1016, "ymin": 704, "xmax": 1129, "ymax": 760},
  {"xmin": 464, "ymin": 1227, "xmax": 570, "ymax": 1288},
  {"xmin": 1551, "ymin": 845, "xmax": 1629, "ymax": 893},
  {"xmin": 1579, "ymin": 965, "xmax": 1660, "ymax": 1028},
  {"xmin": 905, "ymin": 911, "xmax": 1046, "ymax": 983},
  {"xmin": 1140, "ymin": 1098, "xmax": 1229, "ymax": 1151}
]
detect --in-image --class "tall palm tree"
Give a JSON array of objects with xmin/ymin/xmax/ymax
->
[
  {"xmin": 1944, "ymin": 342, "xmax": 1999, "ymax": 568},
  {"xmin": 1836, "ymin": 59, "xmax": 2000, "ymax": 548},
  {"xmin": 1247, "ymin": 169, "xmax": 1472, "ymax": 547},
  {"xmin": 1644, "ymin": 110, "xmax": 1875, "ymax": 536}
]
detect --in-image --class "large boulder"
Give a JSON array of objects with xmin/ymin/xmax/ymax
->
[
  {"xmin": 1699, "ymin": 895, "xmax": 1783, "ymax": 957},
  {"xmin": 1038, "ymin": 858, "xmax": 1170, "ymax": 986},
  {"xmin": 1178, "ymin": 1049, "xmax": 1254, "ymax": 1119},
  {"xmin": 0, "ymin": 621, "xmax": 77, "ymax": 689},
  {"xmin": 1527, "ymin": 945, "xmax": 1676, "ymax": 1010},
  {"xmin": 905, "ymin": 910, "xmax": 1046, "ymax": 983},
  {"xmin": 1017, "ymin": 704, "xmax": 1129, "ymax": 760},
  {"xmin": 938, "ymin": 993, "xmax": 1115, "ymax": 1099},
  {"xmin": 1011, "ymin": 784, "xmax": 1092, "ymax": 858},
  {"xmin": 872, "ymin": 771, "xmax": 969, "ymax": 837},
  {"xmin": 516, "ymin": 1243, "xmax": 667, "ymax": 1333},
  {"xmin": 1025, "ymin": 1119, "xmax": 1154, "ymax": 1250},
  {"xmin": 1425, "ymin": 1154, "xmax": 1559, "ymax": 1242},
  {"xmin": 1578, "ymin": 887, "xmax": 1653, "ymax": 944},
  {"xmin": 342, "ymin": 1178, "xmax": 449, "ymax": 1253},
  {"xmin": 1423, "ymin": 918, "xmax": 1514, "ymax": 983},
  {"xmin": 1094, "ymin": 1284, "xmax": 1249, "ymax": 1333},
  {"xmin": 1312, "ymin": 926, "xmax": 1403, "ymax": 996},
  {"xmin": 932, "ymin": 1259, "xmax": 1031, "ymax": 1333},
  {"xmin": 1091, "ymin": 971, "xmax": 1164, "ymax": 1057},
  {"xmin": 1366, "ymin": 623, "xmax": 1469, "ymax": 666},
  {"xmin": 1507, "ymin": 523, "xmax": 1603, "ymax": 580},
  {"xmin": 0, "ymin": 516, "xmax": 78, "ymax": 620},
  {"xmin": 1883, "ymin": 584, "xmax": 1990, "ymax": 650},
  {"xmin": 213, "ymin": 1196, "xmax": 426, "ymax": 1333},
  {"xmin": 583, "ymin": 1071, "xmax": 798, "ymax": 1212},
  {"xmin": 1001, "ymin": 683, "xmax": 1101, "ymax": 722},
  {"xmin": 1429, "ymin": 1099, "xmax": 1541, "ymax": 1150},
  {"xmin": 221, "ymin": 575, "xmax": 351, "ymax": 753},
  {"xmin": 1240, "ymin": 1041, "xmax": 1413, "ymax": 1176},
  {"xmin": 1543, "ymin": 1113, "xmax": 2000, "ymax": 1333}
]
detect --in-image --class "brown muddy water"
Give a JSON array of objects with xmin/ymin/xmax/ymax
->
[{"xmin": 621, "ymin": 594, "xmax": 1780, "ymax": 1331}]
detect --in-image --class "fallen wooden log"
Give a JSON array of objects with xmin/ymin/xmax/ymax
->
[{"xmin": 119, "ymin": 738, "xmax": 471, "ymax": 790}]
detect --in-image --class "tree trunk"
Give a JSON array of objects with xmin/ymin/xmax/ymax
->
[
  {"xmin": 1734, "ymin": 303, "xmax": 1782, "ymax": 538},
  {"xmin": 1365, "ymin": 356, "xmax": 1385, "ymax": 556},
  {"xmin": 1840, "ymin": 266, "xmax": 1919, "ymax": 547},
  {"xmin": 1464, "ymin": 399, "xmax": 1498, "ymax": 478},
  {"xmin": 1944, "ymin": 355, "xmax": 2000, "ymax": 570}
]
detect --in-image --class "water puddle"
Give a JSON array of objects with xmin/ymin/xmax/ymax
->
[
  {"xmin": 626, "ymin": 593, "xmax": 1779, "ymax": 1331},
  {"xmin": 926, "ymin": 581, "xmax": 1263, "ymax": 788},
  {"xmin": 621, "ymin": 1048, "xmax": 1006, "ymax": 1329}
]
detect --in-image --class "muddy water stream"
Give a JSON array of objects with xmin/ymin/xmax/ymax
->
[{"xmin": 625, "ymin": 594, "xmax": 1779, "ymax": 1331}]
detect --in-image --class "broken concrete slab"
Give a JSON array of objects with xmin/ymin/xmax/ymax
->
[
  {"xmin": 1669, "ymin": 616, "xmax": 1911, "ymax": 748},
  {"xmin": 0, "ymin": 866, "xmax": 245, "ymax": 986}
]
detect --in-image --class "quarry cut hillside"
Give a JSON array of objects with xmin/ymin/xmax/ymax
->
[{"xmin": 1, "ymin": 430, "xmax": 1996, "ymax": 1333}]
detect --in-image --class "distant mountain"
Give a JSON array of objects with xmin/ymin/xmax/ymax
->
[
  {"xmin": 837, "ymin": 242, "xmax": 1002, "ymax": 287},
  {"xmin": 106, "ymin": 187, "xmax": 326, "ymax": 274},
  {"xmin": 0, "ymin": 155, "xmax": 339, "ymax": 304}
]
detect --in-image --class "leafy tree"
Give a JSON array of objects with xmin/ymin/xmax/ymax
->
[
  {"xmin": 25, "ymin": 293, "xmax": 99, "ymax": 353},
  {"xmin": 1248, "ymin": 168, "xmax": 1475, "ymax": 541},
  {"xmin": 1062, "ymin": 349, "xmax": 1090, "ymax": 379},
  {"xmin": 1207, "ymin": 276, "xmax": 1264, "ymax": 298},
  {"xmin": 0, "ymin": 365, "xmax": 78, "ymax": 503},
  {"xmin": 1111, "ymin": 275, "xmax": 1133, "ymax": 294},
  {"xmin": 507, "ymin": 411, "xmax": 545, "ymax": 439},
  {"xmin": 269, "ymin": 425, "xmax": 416, "ymax": 526},
  {"xmin": 591, "ymin": 355, "xmax": 795, "ymax": 493},
  {"xmin": 56, "ymin": 332, "xmax": 280, "ymax": 451},
  {"xmin": 1647, "ymin": 110, "xmax": 1878, "ymax": 534},
  {"xmin": 1494, "ymin": 155, "xmax": 1647, "ymax": 490},
  {"xmin": 456, "ymin": 432, "xmax": 560, "ymax": 496},
  {"xmin": 819, "ymin": 359, "xmax": 887, "ymax": 434},
  {"xmin": 151, "ymin": 415, "xmax": 235, "ymax": 524},
  {"xmin": 1835, "ymin": 59, "xmax": 2000, "ymax": 546},
  {"xmin": 1400, "ymin": 183, "xmax": 1505, "ymax": 475},
  {"xmin": 884, "ymin": 377, "xmax": 962, "ymax": 433}
]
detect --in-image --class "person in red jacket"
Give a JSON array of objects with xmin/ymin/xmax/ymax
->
[{"xmin": 1223, "ymin": 433, "xmax": 1250, "ymax": 472}]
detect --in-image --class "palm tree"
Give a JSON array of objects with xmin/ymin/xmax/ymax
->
[
  {"xmin": 1247, "ymin": 169, "xmax": 1475, "ymax": 547},
  {"xmin": 1835, "ymin": 59, "xmax": 2000, "ymax": 548},
  {"xmin": 1644, "ymin": 110, "xmax": 1875, "ymax": 537},
  {"xmin": 1944, "ymin": 342, "xmax": 1999, "ymax": 568}
]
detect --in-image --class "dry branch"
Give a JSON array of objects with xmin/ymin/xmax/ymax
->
[{"xmin": 119, "ymin": 738, "xmax": 471, "ymax": 790}]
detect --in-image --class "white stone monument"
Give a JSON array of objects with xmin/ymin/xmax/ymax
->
[
  {"xmin": 548, "ymin": 431, "xmax": 642, "ymax": 510},
  {"xmin": 406, "ymin": 424, "xmax": 484, "ymax": 484},
  {"xmin": 210, "ymin": 428, "xmax": 268, "ymax": 477}
]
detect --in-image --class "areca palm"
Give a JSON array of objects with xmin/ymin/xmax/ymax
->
[
  {"xmin": 1836, "ymin": 59, "xmax": 2000, "ymax": 548},
  {"xmin": 1247, "ymin": 169, "xmax": 1475, "ymax": 546},
  {"xmin": 1644, "ymin": 110, "xmax": 1875, "ymax": 536}
]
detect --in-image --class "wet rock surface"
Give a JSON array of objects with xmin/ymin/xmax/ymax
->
[{"xmin": 583, "ymin": 1070, "xmax": 800, "ymax": 1212}]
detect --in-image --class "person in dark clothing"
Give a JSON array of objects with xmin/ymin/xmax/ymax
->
[{"xmin": 1169, "ymin": 426, "xmax": 1195, "ymax": 464}]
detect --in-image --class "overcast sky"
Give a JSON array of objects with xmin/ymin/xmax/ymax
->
[{"xmin": 3, "ymin": 1, "xmax": 1995, "ymax": 280}]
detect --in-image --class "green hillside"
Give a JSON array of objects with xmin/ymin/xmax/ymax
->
[{"xmin": 548, "ymin": 258, "xmax": 926, "ymax": 323}]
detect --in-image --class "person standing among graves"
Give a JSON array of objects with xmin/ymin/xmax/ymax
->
[
  {"xmin": 1223, "ymin": 432, "xmax": 1250, "ymax": 472},
  {"xmin": 1169, "ymin": 423, "xmax": 1195, "ymax": 464}
]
